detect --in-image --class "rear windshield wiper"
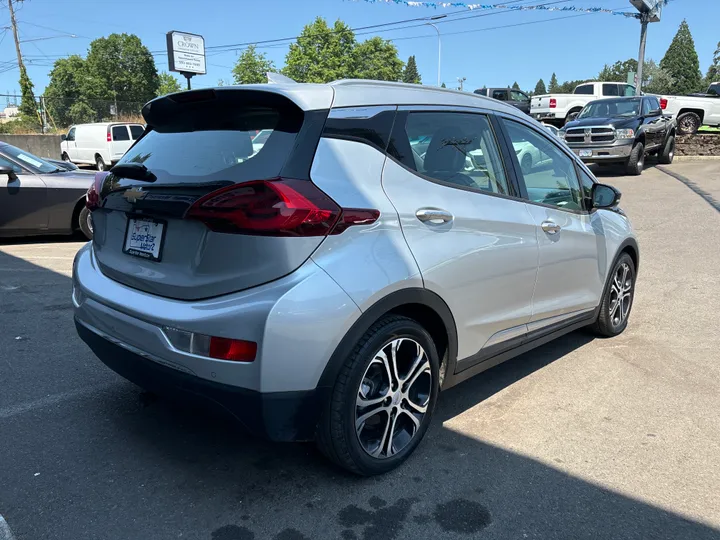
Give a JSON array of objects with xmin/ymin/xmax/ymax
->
[{"xmin": 109, "ymin": 163, "xmax": 157, "ymax": 182}]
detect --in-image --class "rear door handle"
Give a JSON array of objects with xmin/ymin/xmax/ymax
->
[
  {"xmin": 541, "ymin": 220, "xmax": 561, "ymax": 234},
  {"xmin": 416, "ymin": 208, "xmax": 453, "ymax": 224}
]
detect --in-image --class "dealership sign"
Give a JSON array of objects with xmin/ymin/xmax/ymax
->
[{"xmin": 166, "ymin": 31, "xmax": 206, "ymax": 75}]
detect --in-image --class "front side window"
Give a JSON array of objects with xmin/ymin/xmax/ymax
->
[
  {"xmin": 642, "ymin": 98, "xmax": 652, "ymax": 116},
  {"xmin": 708, "ymin": 83, "xmax": 720, "ymax": 95},
  {"xmin": 502, "ymin": 120, "xmax": 582, "ymax": 211},
  {"xmin": 474, "ymin": 88, "xmax": 488, "ymax": 96},
  {"xmin": 602, "ymin": 84, "xmax": 620, "ymax": 96},
  {"xmin": 647, "ymin": 96, "xmax": 661, "ymax": 111},
  {"xmin": 402, "ymin": 112, "xmax": 510, "ymax": 195},
  {"xmin": 492, "ymin": 90, "xmax": 508, "ymax": 101},
  {"xmin": 66, "ymin": 127, "xmax": 76, "ymax": 141},
  {"xmin": 112, "ymin": 126, "xmax": 130, "ymax": 141},
  {"xmin": 510, "ymin": 90, "xmax": 528, "ymax": 102},
  {"xmin": 623, "ymin": 85, "xmax": 637, "ymax": 96}
]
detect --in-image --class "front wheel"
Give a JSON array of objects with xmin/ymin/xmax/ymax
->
[
  {"xmin": 96, "ymin": 155, "xmax": 106, "ymax": 171},
  {"xmin": 625, "ymin": 142, "xmax": 645, "ymax": 176},
  {"xmin": 316, "ymin": 316, "xmax": 439, "ymax": 476},
  {"xmin": 591, "ymin": 253, "xmax": 636, "ymax": 337},
  {"xmin": 61, "ymin": 152, "xmax": 71, "ymax": 162},
  {"xmin": 658, "ymin": 135, "xmax": 675, "ymax": 164}
]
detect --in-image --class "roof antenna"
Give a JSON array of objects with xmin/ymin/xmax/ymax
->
[{"xmin": 267, "ymin": 72, "xmax": 296, "ymax": 84}]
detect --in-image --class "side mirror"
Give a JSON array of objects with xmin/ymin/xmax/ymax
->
[
  {"xmin": 61, "ymin": 134, "xmax": 67, "ymax": 141},
  {"xmin": 567, "ymin": 112, "xmax": 579, "ymax": 122},
  {"xmin": 592, "ymin": 183, "xmax": 621, "ymax": 209},
  {"xmin": 647, "ymin": 108, "xmax": 662, "ymax": 117},
  {"xmin": 0, "ymin": 165, "xmax": 14, "ymax": 175}
]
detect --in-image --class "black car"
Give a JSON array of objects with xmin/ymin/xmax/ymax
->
[
  {"xmin": 560, "ymin": 96, "xmax": 676, "ymax": 175},
  {"xmin": 474, "ymin": 87, "xmax": 531, "ymax": 115},
  {"xmin": 0, "ymin": 142, "xmax": 95, "ymax": 238}
]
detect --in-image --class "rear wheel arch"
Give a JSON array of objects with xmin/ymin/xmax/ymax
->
[
  {"xmin": 71, "ymin": 196, "xmax": 86, "ymax": 230},
  {"xmin": 678, "ymin": 108, "xmax": 705, "ymax": 122},
  {"xmin": 318, "ymin": 288, "xmax": 458, "ymax": 391}
]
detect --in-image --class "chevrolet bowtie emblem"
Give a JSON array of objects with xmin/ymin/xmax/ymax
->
[{"xmin": 123, "ymin": 188, "xmax": 147, "ymax": 203}]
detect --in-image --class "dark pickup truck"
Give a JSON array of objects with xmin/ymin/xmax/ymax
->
[
  {"xmin": 474, "ymin": 87, "xmax": 530, "ymax": 114},
  {"xmin": 560, "ymin": 95, "xmax": 676, "ymax": 176}
]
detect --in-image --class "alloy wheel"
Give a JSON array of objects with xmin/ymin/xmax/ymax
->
[
  {"xmin": 609, "ymin": 262, "xmax": 633, "ymax": 327},
  {"xmin": 355, "ymin": 338, "xmax": 432, "ymax": 459}
]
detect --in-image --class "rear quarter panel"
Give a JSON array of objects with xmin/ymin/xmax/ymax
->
[{"xmin": 43, "ymin": 172, "xmax": 94, "ymax": 231}]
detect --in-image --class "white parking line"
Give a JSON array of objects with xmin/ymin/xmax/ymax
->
[
  {"xmin": 0, "ymin": 515, "xmax": 16, "ymax": 540},
  {"xmin": 0, "ymin": 384, "xmax": 115, "ymax": 420}
]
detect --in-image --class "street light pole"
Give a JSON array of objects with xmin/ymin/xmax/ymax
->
[
  {"xmin": 425, "ymin": 15, "xmax": 447, "ymax": 87},
  {"xmin": 636, "ymin": 13, "xmax": 649, "ymax": 95}
]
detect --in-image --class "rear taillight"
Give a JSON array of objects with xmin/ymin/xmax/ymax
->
[
  {"xmin": 660, "ymin": 98, "xmax": 668, "ymax": 109},
  {"xmin": 186, "ymin": 178, "xmax": 379, "ymax": 237},
  {"xmin": 549, "ymin": 98, "xmax": 557, "ymax": 108},
  {"xmin": 86, "ymin": 171, "xmax": 108, "ymax": 210},
  {"xmin": 107, "ymin": 129, "xmax": 112, "ymax": 142},
  {"xmin": 209, "ymin": 337, "xmax": 257, "ymax": 362}
]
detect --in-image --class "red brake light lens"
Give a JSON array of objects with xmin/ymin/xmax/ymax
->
[
  {"xmin": 549, "ymin": 98, "xmax": 557, "ymax": 108},
  {"xmin": 107, "ymin": 130, "xmax": 112, "ymax": 142},
  {"xmin": 186, "ymin": 178, "xmax": 378, "ymax": 237},
  {"xmin": 209, "ymin": 337, "xmax": 257, "ymax": 362},
  {"xmin": 86, "ymin": 171, "xmax": 108, "ymax": 210},
  {"xmin": 660, "ymin": 98, "xmax": 668, "ymax": 109}
]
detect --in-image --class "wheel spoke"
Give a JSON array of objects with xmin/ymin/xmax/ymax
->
[
  {"xmin": 375, "ymin": 350, "xmax": 394, "ymax": 388},
  {"xmin": 356, "ymin": 405, "xmax": 389, "ymax": 434},
  {"xmin": 385, "ymin": 413, "xmax": 400, "ymax": 456},
  {"xmin": 621, "ymin": 264, "xmax": 629, "ymax": 287},
  {"xmin": 400, "ymin": 409, "xmax": 421, "ymax": 432},
  {"xmin": 609, "ymin": 297, "xmax": 621, "ymax": 320},
  {"xmin": 404, "ymin": 397, "xmax": 428, "ymax": 415},
  {"xmin": 389, "ymin": 340, "xmax": 403, "ymax": 388},
  {"xmin": 357, "ymin": 392, "xmax": 388, "ymax": 409},
  {"xmin": 369, "ymin": 413, "xmax": 392, "ymax": 458},
  {"xmin": 405, "ymin": 362, "xmax": 430, "ymax": 394}
]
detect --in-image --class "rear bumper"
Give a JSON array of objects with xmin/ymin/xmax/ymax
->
[
  {"xmin": 76, "ymin": 319, "xmax": 325, "ymax": 441},
  {"xmin": 531, "ymin": 111, "xmax": 560, "ymax": 121}
]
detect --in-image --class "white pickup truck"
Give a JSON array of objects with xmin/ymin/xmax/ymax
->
[
  {"xmin": 531, "ymin": 81, "xmax": 636, "ymax": 126},
  {"xmin": 658, "ymin": 83, "xmax": 720, "ymax": 135}
]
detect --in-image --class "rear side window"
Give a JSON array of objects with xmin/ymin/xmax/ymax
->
[
  {"xmin": 492, "ymin": 90, "xmax": 508, "ymax": 101},
  {"xmin": 575, "ymin": 84, "xmax": 594, "ymax": 95},
  {"xmin": 602, "ymin": 84, "xmax": 620, "ymax": 96},
  {"xmin": 474, "ymin": 88, "xmax": 488, "ymax": 96},
  {"xmin": 112, "ymin": 126, "xmax": 130, "ymax": 141},
  {"xmin": 119, "ymin": 93, "xmax": 306, "ymax": 185},
  {"xmin": 398, "ymin": 111, "xmax": 510, "ymax": 195},
  {"xmin": 129, "ymin": 125, "xmax": 144, "ymax": 140},
  {"xmin": 709, "ymin": 83, "xmax": 720, "ymax": 95}
]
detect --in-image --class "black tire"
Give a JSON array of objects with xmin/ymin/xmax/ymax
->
[
  {"xmin": 78, "ymin": 206, "xmax": 93, "ymax": 239},
  {"xmin": 61, "ymin": 152, "xmax": 71, "ymax": 162},
  {"xmin": 96, "ymin": 155, "xmax": 106, "ymax": 171},
  {"xmin": 676, "ymin": 112, "xmax": 701, "ymax": 135},
  {"xmin": 316, "ymin": 315, "xmax": 440, "ymax": 476},
  {"xmin": 625, "ymin": 142, "xmax": 645, "ymax": 176},
  {"xmin": 658, "ymin": 135, "xmax": 675, "ymax": 164},
  {"xmin": 591, "ymin": 253, "xmax": 636, "ymax": 337}
]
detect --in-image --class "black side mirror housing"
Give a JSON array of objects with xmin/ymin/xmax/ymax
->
[
  {"xmin": 567, "ymin": 112, "xmax": 579, "ymax": 122},
  {"xmin": 592, "ymin": 183, "xmax": 621, "ymax": 209},
  {"xmin": 0, "ymin": 165, "xmax": 15, "ymax": 176},
  {"xmin": 647, "ymin": 108, "xmax": 662, "ymax": 117}
]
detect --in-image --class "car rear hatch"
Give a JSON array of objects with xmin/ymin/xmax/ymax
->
[{"xmin": 91, "ymin": 87, "xmax": 335, "ymax": 300}]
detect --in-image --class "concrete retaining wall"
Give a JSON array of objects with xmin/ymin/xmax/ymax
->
[{"xmin": 0, "ymin": 135, "xmax": 62, "ymax": 159}]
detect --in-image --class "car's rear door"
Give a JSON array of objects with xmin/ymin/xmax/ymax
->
[
  {"xmin": 382, "ymin": 108, "xmax": 539, "ymax": 368},
  {"xmin": 497, "ymin": 117, "xmax": 602, "ymax": 328},
  {"xmin": 91, "ymin": 87, "xmax": 334, "ymax": 300}
]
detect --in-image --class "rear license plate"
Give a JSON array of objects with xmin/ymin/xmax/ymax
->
[
  {"xmin": 123, "ymin": 216, "xmax": 166, "ymax": 261},
  {"xmin": 579, "ymin": 149, "xmax": 593, "ymax": 158}
]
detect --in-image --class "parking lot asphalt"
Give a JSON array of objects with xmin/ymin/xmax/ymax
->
[{"xmin": 1, "ymin": 162, "xmax": 719, "ymax": 540}]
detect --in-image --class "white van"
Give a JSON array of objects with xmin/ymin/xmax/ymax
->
[{"xmin": 60, "ymin": 122, "xmax": 145, "ymax": 171}]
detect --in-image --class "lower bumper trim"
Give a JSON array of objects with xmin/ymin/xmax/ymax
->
[{"xmin": 76, "ymin": 319, "xmax": 325, "ymax": 442}]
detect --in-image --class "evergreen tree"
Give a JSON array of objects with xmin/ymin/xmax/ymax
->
[
  {"xmin": 534, "ymin": 79, "xmax": 546, "ymax": 95},
  {"xmin": 402, "ymin": 55, "xmax": 421, "ymax": 84},
  {"xmin": 705, "ymin": 41, "xmax": 720, "ymax": 89},
  {"xmin": 511, "ymin": 81, "xmax": 520, "ymax": 90},
  {"xmin": 660, "ymin": 20, "xmax": 703, "ymax": 94},
  {"xmin": 441, "ymin": 82, "xmax": 446, "ymax": 88},
  {"xmin": 548, "ymin": 72, "xmax": 559, "ymax": 92}
]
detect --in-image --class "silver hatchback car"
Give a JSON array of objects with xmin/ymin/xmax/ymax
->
[{"xmin": 73, "ymin": 81, "xmax": 638, "ymax": 475}]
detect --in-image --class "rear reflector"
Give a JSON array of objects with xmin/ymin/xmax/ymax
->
[
  {"xmin": 209, "ymin": 337, "xmax": 257, "ymax": 362},
  {"xmin": 186, "ymin": 178, "xmax": 379, "ymax": 237}
]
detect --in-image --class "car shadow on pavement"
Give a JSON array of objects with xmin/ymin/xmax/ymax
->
[{"xmin": 1, "ymin": 250, "xmax": 719, "ymax": 540}]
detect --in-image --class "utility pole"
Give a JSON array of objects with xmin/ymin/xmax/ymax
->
[
  {"xmin": 7, "ymin": 0, "xmax": 24, "ymax": 74},
  {"xmin": 636, "ymin": 13, "xmax": 649, "ymax": 95},
  {"xmin": 457, "ymin": 77, "xmax": 466, "ymax": 91}
]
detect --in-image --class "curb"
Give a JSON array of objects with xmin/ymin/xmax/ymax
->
[
  {"xmin": 674, "ymin": 155, "xmax": 720, "ymax": 161},
  {"xmin": 0, "ymin": 516, "xmax": 16, "ymax": 540}
]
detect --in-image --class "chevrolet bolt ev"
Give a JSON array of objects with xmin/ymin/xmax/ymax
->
[{"xmin": 73, "ymin": 81, "xmax": 639, "ymax": 475}]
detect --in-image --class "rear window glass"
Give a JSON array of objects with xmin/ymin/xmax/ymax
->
[
  {"xmin": 129, "ymin": 125, "xmax": 144, "ymax": 139},
  {"xmin": 574, "ymin": 85, "xmax": 593, "ymax": 95},
  {"xmin": 112, "ymin": 126, "xmax": 130, "ymax": 141},
  {"xmin": 119, "ymin": 105, "xmax": 303, "ymax": 184},
  {"xmin": 602, "ymin": 84, "xmax": 620, "ymax": 96}
]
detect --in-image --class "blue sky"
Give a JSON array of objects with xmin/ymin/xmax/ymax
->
[{"xmin": 0, "ymin": 0, "xmax": 717, "ymax": 101}]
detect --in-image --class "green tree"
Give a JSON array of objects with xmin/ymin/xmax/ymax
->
[
  {"xmin": 598, "ymin": 58, "xmax": 637, "ymax": 82},
  {"xmin": 660, "ymin": 20, "xmax": 703, "ymax": 94},
  {"xmin": 283, "ymin": 18, "xmax": 357, "ymax": 83},
  {"xmin": 157, "ymin": 72, "xmax": 182, "ymax": 96},
  {"xmin": 511, "ymin": 81, "xmax": 520, "ymax": 90},
  {"xmin": 402, "ymin": 55, "xmax": 421, "ymax": 84},
  {"xmin": 44, "ymin": 55, "xmax": 92, "ymax": 126},
  {"xmin": 548, "ymin": 72, "xmax": 559, "ymax": 92},
  {"xmin": 557, "ymin": 79, "xmax": 589, "ymax": 93},
  {"xmin": 704, "ymin": 41, "xmax": 720, "ymax": 89},
  {"xmin": 441, "ymin": 82, "xmax": 446, "ymax": 88},
  {"xmin": 534, "ymin": 79, "xmax": 546, "ymax": 95},
  {"xmin": 18, "ymin": 64, "xmax": 38, "ymax": 127},
  {"xmin": 232, "ymin": 44, "xmax": 276, "ymax": 84},
  {"xmin": 642, "ymin": 60, "xmax": 674, "ymax": 94},
  {"xmin": 353, "ymin": 37, "xmax": 403, "ymax": 81},
  {"xmin": 85, "ymin": 33, "xmax": 159, "ymax": 117}
]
